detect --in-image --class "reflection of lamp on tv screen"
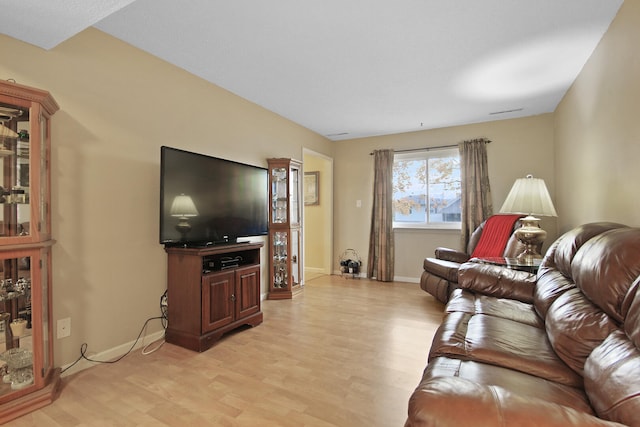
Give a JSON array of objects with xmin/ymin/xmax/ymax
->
[
  {"xmin": 160, "ymin": 146, "xmax": 269, "ymax": 247},
  {"xmin": 169, "ymin": 194, "xmax": 199, "ymax": 241}
]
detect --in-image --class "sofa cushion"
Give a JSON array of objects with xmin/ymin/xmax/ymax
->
[
  {"xmin": 422, "ymin": 257, "xmax": 460, "ymax": 283},
  {"xmin": 538, "ymin": 222, "xmax": 628, "ymax": 280},
  {"xmin": 581, "ymin": 286, "xmax": 640, "ymax": 425},
  {"xmin": 624, "ymin": 278, "xmax": 640, "ymax": 347},
  {"xmin": 446, "ymin": 289, "xmax": 542, "ymax": 328},
  {"xmin": 534, "ymin": 222, "xmax": 627, "ymax": 320},
  {"xmin": 572, "ymin": 227, "xmax": 640, "ymax": 323},
  {"xmin": 534, "ymin": 269, "xmax": 576, "ymax": 319},
  {"xmin": 546, "ymin": 288, "xmax": 618, "ymax": 375},
  {"xmin": 584, "ymin": 330, "xmax": 640, "ymax": 426},
  {"xmin": 458, "ymin": 262, "xmax": 537, "ymax": 303},
  {"xmin": 419, "ymin": 271, "xmax": 450, "ymax": 304},
  {"xmin": 429, "ymin": 311, "xmax": 582, "ymax": 387},
  {"xmin": 406, "ymin": 376, "xmax": 625, "ymax": 427},
  {"xmin": 424, "ymin": 357, "xmax": 594, "ymax": 414},
  {"xmin": 433, "ymin": 247, "xmax": 470, "ymax": 264}
]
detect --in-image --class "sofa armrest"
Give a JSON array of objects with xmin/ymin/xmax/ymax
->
[
  {"xmin": 406, "ymin": 377, "xmax": 624, "ymax": 427},
  {"xmin": 434, "ymin": 247, "xmax": 470, "ymax": 264},
  {"xmin": 457, "ymin": 262, "xmax": 537, "ymax": 303}
]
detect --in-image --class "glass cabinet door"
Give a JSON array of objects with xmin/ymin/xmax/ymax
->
[
  {"xmin": 38, "ymin": 247, "xmax": 52, "ymax": 380},
  {"xmin": 0, "ymin": 102, "xmax": 31, "ymax": 242},
  {"xmin": 271, "ymin": 167, "xmax": 288, "ymax": 224},
  {"xmin": 0, "ymin": 252, "xmax": 35, "ymax": 397},
  {"xmin": 290, "ymin": 229, "xmax": 300, "ymax": 286},
  {"xmin": 290, "ymin": 166, "xmax": 299, "ymax": 225},
  {"xmin": 272, "ymin": 231, "xmax": 288, "ymax": 289}
]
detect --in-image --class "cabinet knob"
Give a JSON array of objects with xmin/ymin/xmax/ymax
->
[{"xmin": 231, "ymin": 294, "xmax": 236, "ymax": 302}]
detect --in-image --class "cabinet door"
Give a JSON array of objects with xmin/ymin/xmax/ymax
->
[
  {"xmin": 201, "ymin": 271, "xmax": 234, "ymax": 333},
  {"xmin": 235, "ymin": 265, "xmax": 260, "ymax": 319},
  {"xmin": 290, "ymin": 228, "xmax": 300, "ymax": 286},
  {"xmin": 0, "ymin": 100, "xmax": 32, "ymax": 243},
  {"xmin": 0, "ymin": 88, "xmax": 55, "ymax": 245},
  {"xmin": 0, "ymin": 251, "xmax": 36, "ymax": 400},
  {"xmin": 271, "ymin": 166, "xmax": 288, "ymax": 224},
  {"xmin": 270, "ymin": 230, "xmax": 288, "ymax": 290},
  {"xmin": 289, "ymin": 165, "xmax": 300, "ymax": 226}
]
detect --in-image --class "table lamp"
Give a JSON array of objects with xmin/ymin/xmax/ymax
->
[
  {"xmin": 499, "ymin": 174, "xmax": 557, "ymax": 263},
  {"xmin": 170, "ymin": 194, "xmax": 199, "ymax": 240}
]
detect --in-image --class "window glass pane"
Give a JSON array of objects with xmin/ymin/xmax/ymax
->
[
  {"xmin": 428, "ymin": 155, "xmax": 461, "ymax": 223},
  {"xmin": 392, "ymin": 149, "xmax": 461, "ymax": 228},
  {"xmin": 393, "ymin": 160, "xmax": 426, "ymax": 223}
]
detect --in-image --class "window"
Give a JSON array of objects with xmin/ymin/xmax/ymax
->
[{"xmin": 392, "ymin": 148, "xmax": 461, "ymax": 229}]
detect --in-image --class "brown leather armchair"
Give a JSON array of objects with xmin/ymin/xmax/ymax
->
[{"xmin": 420, "ymin": 216, "xmax": 529, "ymax": 303}]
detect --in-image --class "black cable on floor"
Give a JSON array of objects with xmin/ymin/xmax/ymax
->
[{"xmin": 61, "ymin": 291, "xmax": 168, "ymax": 374}]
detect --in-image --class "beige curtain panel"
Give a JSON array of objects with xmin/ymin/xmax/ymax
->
[
  {"xmin": 459, "ymin": 138, "xmax": 493, "ymax": 250},
  {"xmin": 367, "ymin": 149, "xmax": 395, "ymax": 282}
]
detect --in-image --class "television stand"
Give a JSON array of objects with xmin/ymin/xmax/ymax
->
[{"xmin": 164, "ymin": 242, "xmax": 263, "ymax": 352}]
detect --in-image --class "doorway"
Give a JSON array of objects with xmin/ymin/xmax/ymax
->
[{"xmin": 302, "ymin": 149, "xmax": 333, "ymax": 282}]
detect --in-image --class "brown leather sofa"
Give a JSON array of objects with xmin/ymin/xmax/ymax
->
[
  {"xmin": 407, "ymin": 222, "xmax": 640, "ymax": 427},
  {"xmin": 420, "ymin": 217, "xmax": 528, "ymax": 304}
]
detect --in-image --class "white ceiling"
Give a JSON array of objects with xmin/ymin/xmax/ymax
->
[{"xmin": 0, "ymin": 0, "xmax": 624, "ymax": 141}]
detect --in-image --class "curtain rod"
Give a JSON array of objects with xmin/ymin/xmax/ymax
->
[{"xmin": 369, "ymin": 140, "xmax": 490, "ymax": 155}]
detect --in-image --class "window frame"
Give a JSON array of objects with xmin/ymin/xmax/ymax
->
[{"xmin": 392, "ymin": 147, "xmax": 462, "ymax": 231}]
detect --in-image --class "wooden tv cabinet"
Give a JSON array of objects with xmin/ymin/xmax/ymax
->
[{"xmin": 164, "ymin": 242, "xmax": 263, "ymax": 352}]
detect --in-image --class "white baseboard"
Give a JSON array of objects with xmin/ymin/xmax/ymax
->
[
  {"xmin": 331, "ymin": 270, "xmax": 419, "ymax": 283},
  {"xmin": 60, "ymin": 329, "xmax": 166, "ymax": 377}
]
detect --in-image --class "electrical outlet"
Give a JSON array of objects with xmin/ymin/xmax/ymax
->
[{"xmin": 57, "ymin": 317, "xmax": 71, "ymax": 339}]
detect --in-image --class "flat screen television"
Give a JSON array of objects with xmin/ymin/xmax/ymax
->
[{"xmin": 159, "ymin": 146, "xmax": 268, "ymax": 246}]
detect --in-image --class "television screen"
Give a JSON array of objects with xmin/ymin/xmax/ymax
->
[{"xmin": 160, "ymin": 146, "xmax": 268, "ymax": 246}]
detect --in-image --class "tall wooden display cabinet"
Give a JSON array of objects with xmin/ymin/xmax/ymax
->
[
  {"xmin": 0, "ymin": 80, "xmax": 59, "ymax": 423},
  {"xmin": 267, "ymin": 158, "xmax": 303, "ymax": 299}
]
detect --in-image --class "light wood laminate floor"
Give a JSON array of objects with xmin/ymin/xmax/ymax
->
[{"xmin": 6, "ymin": 275, "xmax": 444, "ymax": 427}]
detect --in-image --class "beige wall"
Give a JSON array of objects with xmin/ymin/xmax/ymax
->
[
  {"xmin": 554, "ymin": 0, "xmax": 640, "ymax": 232},
  {"xmin": 333, "ymin": 114, "xmax": 556, "ymax": 281},
  {"xmin": 0, "ymin": 28, "xmax": 333, "ymax": 368}
]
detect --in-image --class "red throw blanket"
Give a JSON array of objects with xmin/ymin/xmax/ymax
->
[{"xmin": 470, "ymin": 214, "xmax": 523, "ymax": 258}]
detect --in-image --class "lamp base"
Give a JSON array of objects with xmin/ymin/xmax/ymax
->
[
  {"xmin": 514, "ymin": 215, "xmax": 547, "ymax": 263},
  {"xmin": 175, "ymin": 218, "xmax": 192, "ymax": 240}
]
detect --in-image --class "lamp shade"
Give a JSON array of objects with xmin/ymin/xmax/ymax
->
[
  {"xmin": 499, "ymin": 175, "xmax": 557, "ymax": 217},
  {"xmin": 170, "ymin": 194, "xmax": 199, "ymax": 217}
]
